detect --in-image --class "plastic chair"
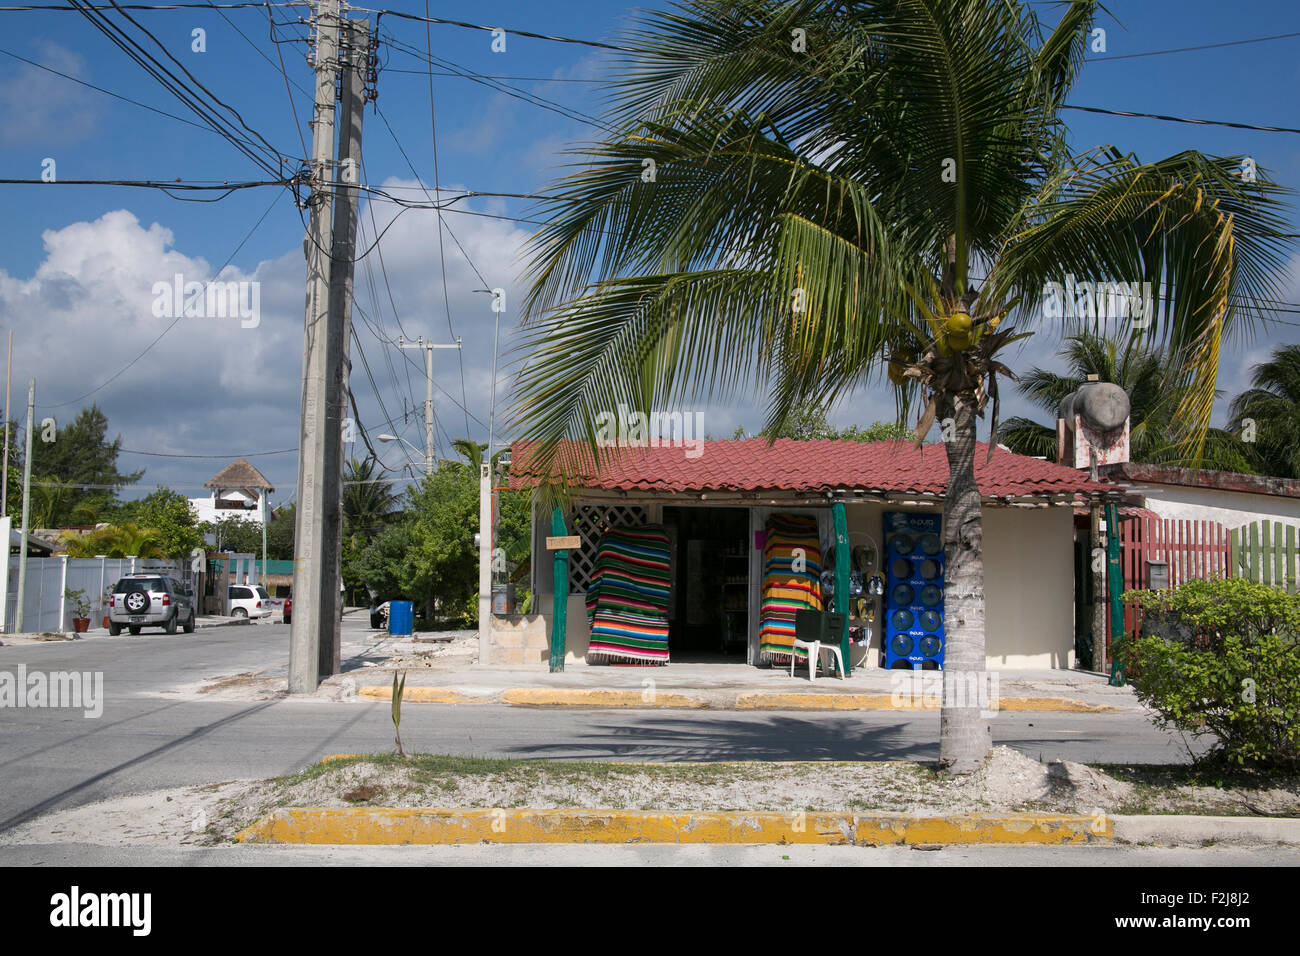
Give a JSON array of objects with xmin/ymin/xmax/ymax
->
[{"xmin": 790, "ymin": 638, "xmax": 845, "ymax": 682}]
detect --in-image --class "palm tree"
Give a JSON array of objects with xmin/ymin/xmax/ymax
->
[
  {"xmin": 1228, "ymin": 344, "xmax": 1300, "ymax": 479},
  {"xmin": 510, "ymin": 0, "xmax": 1292, "ymax": 773},
  {"xmin": 450, "ymin": 439, "xmax": 487, "ymax": 472},
  {"xmin": 1001, "ymin": 333, "xmax": 1252, "ymax": 470},
  {"xmin": 31, "ymin": 478, "xmax": 101, "ymax": 530},
  {"xmin": 342, "ymin": 458, "xmax": 397, "ymax": 536},
  {"xmin": 60, "ymin": 523, "xmax": 165, "ymax": 558}
]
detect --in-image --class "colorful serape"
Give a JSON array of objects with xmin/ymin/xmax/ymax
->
[
  {"xmin": 759, "ymin": 514, "xmax": 823, "ymax": 665},
  {"xmin": 585, "ymin": 525, "xmax": 672, "ymax": 665}
]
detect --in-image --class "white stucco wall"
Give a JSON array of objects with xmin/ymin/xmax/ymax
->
[
  {"xmin": 981, "ymin": 505, "xmax": 1075, "ymax": 669},
  {"xmin": 187, "ymin": 490, "xmax": 266, "ymax": 526},
  {"xmin": 1129, "ymin": 482, "xmax": 1300, "ymax": 528},
  {"xmin": 848, "ymin": 502, "xmax": 1075, "ymax": 670}
]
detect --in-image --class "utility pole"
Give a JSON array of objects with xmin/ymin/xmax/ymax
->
[
  {"xmin": 15, "ymin": 378, "xmax": 32, "ymax": 633},
  {"xmin": 319, "ymin": 15, "xmax": 368, "ymax": 677},
  {"xmin": 289, "ymin": 0, "xmax": 341, "ymax": 694},
  {"xmin": 397, "ymin": 335, "xmax": 461, "ymax": 474}
]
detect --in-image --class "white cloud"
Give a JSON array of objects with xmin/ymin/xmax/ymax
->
[{"xmin": 0, "ymin": 198, "xmax": 533, "ymax": 498}]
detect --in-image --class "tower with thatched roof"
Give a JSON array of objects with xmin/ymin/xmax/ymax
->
[{"xmin": 188, "ymin": 458, "xmax": 275, "ymax": 525}]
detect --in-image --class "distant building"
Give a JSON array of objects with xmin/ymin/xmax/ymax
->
[{"xmin": 189, "ymin": 458, "xmax": 275, "ymax": 525}]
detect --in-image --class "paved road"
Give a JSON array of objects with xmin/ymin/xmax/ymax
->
[{"xmin": 0, "ymin": 618, "xmax": 1196, "ymax": 835}]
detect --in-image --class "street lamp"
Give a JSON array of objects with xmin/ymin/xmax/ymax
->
[{"xmin": 377, "ymin": 433, "xmax": 425, "ymax": 472}]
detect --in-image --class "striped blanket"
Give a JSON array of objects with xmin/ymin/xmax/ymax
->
[
  {"xmin": 585, "ymin": 525, "xmax": 672, "ymax": 665},
  {"xmin": 759, "ymin": 514, "xmax": 824, "ymax": 664}
]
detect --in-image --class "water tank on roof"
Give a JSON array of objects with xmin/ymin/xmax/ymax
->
[{"xmin": 1058, "ymin": 381, "xmax": 1130, "ymax": 434}]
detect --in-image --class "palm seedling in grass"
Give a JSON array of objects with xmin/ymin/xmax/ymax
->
[{"xmin": 391, "ymin": 671, "xmax": 408, "ymax": 759}]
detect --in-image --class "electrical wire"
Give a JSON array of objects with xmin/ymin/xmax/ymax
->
[
  {"xmin": 0, "ymin": 45, "xmax": 286, "ymax": 150},
  {"xmin": 118, "ymin": 446, "xmax": 297, "ymax": 457},
  {"xmin": 67, "ymin": 0, "xmax": 292, "ymax": 178},
  {"xmin": 1062, "ymin": 104, "xmax": 1300, "ymax": 135},
  {"xmin": 370, "ymin": 8, "xmax": 631, "ymax": 53},
  {"xmin": 1087, "ymin": 30, "xmax": 1300, "ymax": 63},
  {"xmin": 421, "ymin": 1, "xmax": 471, "ymax": 441}
]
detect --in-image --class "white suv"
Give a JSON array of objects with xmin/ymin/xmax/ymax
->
[{"xmin": 228, "ymin": 584, "xmax": 273, "ymax": 619}]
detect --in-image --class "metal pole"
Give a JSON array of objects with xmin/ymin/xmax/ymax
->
[
  {"xmin": 289, "ymin": 0, "xmax": 340, "ymax": 694},
  {"xmin": 16, "ymin": 378, "xmax": 33, "ymax": 633}
]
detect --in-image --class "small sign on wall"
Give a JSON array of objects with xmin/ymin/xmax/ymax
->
[{"xmin": 546, "ymin": 535, "xmax": 581, "ymax": 550}]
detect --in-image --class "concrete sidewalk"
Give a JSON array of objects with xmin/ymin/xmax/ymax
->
[{"xmin": 338, "ymin": 633, "xmax": 1140, "ymax": 713}]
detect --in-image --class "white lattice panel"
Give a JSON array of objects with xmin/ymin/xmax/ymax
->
[{"xmin": 570, "ymin": 504, "xmax": 648, "ymax": 591}]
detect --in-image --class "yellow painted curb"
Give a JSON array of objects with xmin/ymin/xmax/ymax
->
[
  {"xmin": 734, "ymin": 693, "xmax": 1115, "ymax": 712},
  {"xmin": 235, "ymin": 807, "xmax": 1111, "ymax": 846},
  {"xmin": 996, "ymin": 697, "xmax": 1116, "ymax": 713},
  {"xmin": 499, "ymin": 688, "xmax": 708, "ymax": 708},
  {"xmin": 320, "ymin": 754, "xmax": 363, "ymax": 763},
  {"xmin": 358, "ymin": 686, "xmax": 476, "ymax": 704},
  {"xmin": 355, "ymin": 686, "xmax": 1116, "ymax": 712}
]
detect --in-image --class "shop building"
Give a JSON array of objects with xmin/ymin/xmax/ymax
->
[{"xmin": 502, "ymin": 438, "xmax": 1117, "ymax": 671}]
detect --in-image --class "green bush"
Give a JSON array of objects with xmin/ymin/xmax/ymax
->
[{"xmin": 1116, "ymin": 578, "xmax": 1300, "ymax": 768}]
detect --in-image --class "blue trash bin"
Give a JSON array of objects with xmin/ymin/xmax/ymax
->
[{"xmin": 388, "ymin": 600, "xmax": 414, "ymax": 636}]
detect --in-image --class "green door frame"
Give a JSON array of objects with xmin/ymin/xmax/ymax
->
[
  {"xmin": 549, "ymin": 506, "xmax": 568, "ymax": 673},
  {"xmin": 1106, "ymin": 502, "xmax": 1125, "ymax": 687},
  {"xmin": 832, "ymin": 502, "xmax": 852, "ymax": 676}
]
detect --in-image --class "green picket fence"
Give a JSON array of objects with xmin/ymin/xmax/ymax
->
[{"xmin": 1229, "ymin": 520, "xmax": 1300, "ymax": 594}]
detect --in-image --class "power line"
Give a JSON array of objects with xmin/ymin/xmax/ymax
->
[
  {"xmin": 371, "ymin": 8, "xmax": 631, "ymax": 53},
  {"xmin": 0, "ymin": 177, "xmax": 292, "ymax": 202},
  {"xmin": 381, "ymin": 68, "xmax": 599, "ymax": 82},
  {"xmin": 380, "ymin": 33, "xmax": 617, "ymax": 134},
  {"xmin": 357, "ymin": 155, "xmax": 422, "ymax": 418},
  {"xmin": 0, "ymin": 3, "xmax": 306, "ymax": 9},
  {"xmin": 0, "ymin": 45, "xmax": 294, "ymax": 152},
  {"xmin": 262, "ymin": 0, "xmax": 310, "ymax": 161},
  {"xmin": 117, "ymin": 446, "xmax": 297, "ymax": 457},
  {"xmin": 66, "ymin": 0, "xmax": 294, "ymax": 179},
  {"xmin": 1087, "ymin": 30, "xmax": 1300, "ymax": 63},
  {"xmin": 420, "ymin": 0, "xmax": 471, "ymax": 440},
  {"xmin": 1062, "ymin": 104, "xmax": 1300, "ymax": 135}
]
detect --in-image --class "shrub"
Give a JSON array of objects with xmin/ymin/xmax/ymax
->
[{"xmin": 1115, "ymin": 578, "xmax": 1300, "ymax": 768}]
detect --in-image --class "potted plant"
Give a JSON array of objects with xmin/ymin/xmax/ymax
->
[{"xmin": 65, "ymin": 587, "xmax": 92, "ymax": 633}]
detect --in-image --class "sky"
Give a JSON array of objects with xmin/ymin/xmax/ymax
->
[{"xmin": 0, "ymin": 0, "xmax": 1297, "ymax": 508}]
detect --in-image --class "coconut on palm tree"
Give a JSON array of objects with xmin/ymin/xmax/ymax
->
[
  {"xmin": 1228, "ymin": 344, "xmax": 1300, "ymax": 479},
  {"xmin": 1001, "ymin": 333, "xmax": 1253, "ymax": 471},
  {"xmin": 511, "ymin": 0, "xmax": 1293, "ymax": 773}
]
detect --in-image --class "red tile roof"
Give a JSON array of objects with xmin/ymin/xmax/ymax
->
[{"xmin": 510, "ymin": 438, "xmax": 1112, "ymax": 499}]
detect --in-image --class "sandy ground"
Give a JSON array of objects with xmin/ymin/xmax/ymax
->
[{"xmin": 5, "ymin": 746, "xmax": 1295, "ymax": 849}]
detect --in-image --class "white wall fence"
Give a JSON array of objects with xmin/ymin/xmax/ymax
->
[{"xmin": 3, "ymin": 555, "xmax": 184, "ymax": 634}]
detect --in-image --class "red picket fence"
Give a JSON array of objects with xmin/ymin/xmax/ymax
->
[{"xmin": 1113, "ymin": 515, "xmax": 1232, "ymax": 642}]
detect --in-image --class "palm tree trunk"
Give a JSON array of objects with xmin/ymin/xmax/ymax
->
[{"xmin": 938, "ymin": 391, "xmax": 992, "ymax": 774}]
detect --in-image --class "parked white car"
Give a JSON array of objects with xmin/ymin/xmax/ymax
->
[{"xmin": 228, "ymin": 584, "xmax": 273, "ymax": 619}]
